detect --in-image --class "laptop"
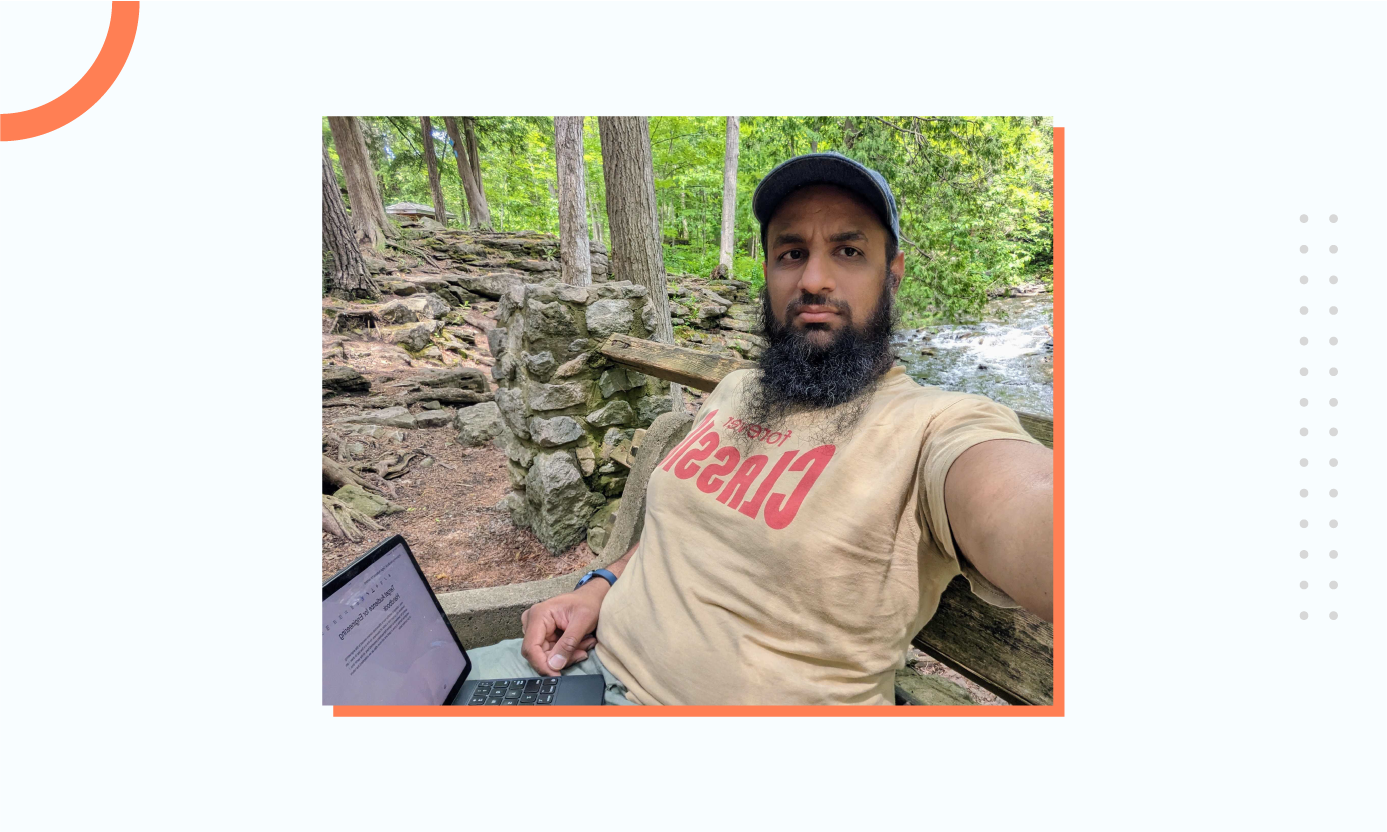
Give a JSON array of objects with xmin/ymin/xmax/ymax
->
[{"xmin": 322, "ymin": 534, "xmax": 606, "ymax": 706}]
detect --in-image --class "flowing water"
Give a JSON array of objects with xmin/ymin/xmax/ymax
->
[{"xmin": 892, "ymin": 293, "xmax": 1054, "ymax": 417}]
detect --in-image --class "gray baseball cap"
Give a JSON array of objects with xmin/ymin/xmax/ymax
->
[{"xmin": 752, "ymin": 151, "xmax": 900, "ymax": 247}]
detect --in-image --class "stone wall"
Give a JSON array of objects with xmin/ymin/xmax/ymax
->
[{"xmin": 489, "ymin": 277, "xmax": 672, "ymax": 553}]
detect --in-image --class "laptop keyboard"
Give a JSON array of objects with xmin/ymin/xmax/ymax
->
[{"xmin": 468, "ymin": 677, "xmax": 561, "ymax": 706}]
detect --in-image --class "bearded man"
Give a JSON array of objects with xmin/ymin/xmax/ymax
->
[{"xmin": 469, "ymin": 152, "xmax": 1054, "ymax": 705}]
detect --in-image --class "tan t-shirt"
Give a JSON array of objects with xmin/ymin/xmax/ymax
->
[{"xmin": 595, "ymin": 365, "xmax": 1045, "ymax": 705}]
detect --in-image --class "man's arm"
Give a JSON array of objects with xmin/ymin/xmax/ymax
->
[
  {"xmin": 943, "ymin": 439, "xmax": 1053, "ymax": 621},
  {"xmin": 519, "ymin": 541, "xmax": 640, "ymax": 675}
]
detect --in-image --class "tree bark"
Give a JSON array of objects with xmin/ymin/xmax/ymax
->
[
  {"xmin": 717, "ymin": 116, "xmax": 740, "ymax": 278},
  {"xmin": 464, "ymin": 117, "xmax": 493, "ymax": 225},
  {"xmin": 327, "ymin": 117, "xmax": 395, "ymax": 246},
  {"xmin": 554, "ymin": 117, "xmax": 593, "ymax": 286},
  {"xmin": 322, "ymin": 142, "xmax": 379, "ymax": 300},
  {"xmin": 598, "ymin": 116, "xmax": 682, "ymax": 412},
  {"xmin": 444, "ymin": 117, "xmax": 492, "ymax": 230},
  {"xmin": 419, "ymin": 116, "xmax": 449, "ymax": 227}
]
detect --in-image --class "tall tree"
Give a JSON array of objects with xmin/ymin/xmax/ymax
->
[
  {"xmin": 419, "ymin": 116, "xmax": 449, "ymax": 227},
  {"xmin": 322, "ymin": 142, "xmax": 378, "ymax": 300},
  {"xmin": 326, "ymin": 117, "xmax": 395, "ymax": 246},
  {"xmin": 443, "ymin": 117, "xmax": 493, "ymax": 229},
  {"xmin": 716, "ymin": 116, "xmax": 740, "ymax": 279},
  {"xmin": 598, "ymin": 116, "xmax": 682, "ymax": 413},
  {"xmin": 554, "ymin": 117, "xmax": 593, "ymax": 286}
]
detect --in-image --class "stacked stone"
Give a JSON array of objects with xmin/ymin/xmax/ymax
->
[{"xmin": 490, "ymin": 278, "xmax": 673, "ymax": 554}]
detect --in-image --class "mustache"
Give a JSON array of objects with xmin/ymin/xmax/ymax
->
[{"xmin": 784, "ymin": 293, "xmax": 853, "ymax": 321}]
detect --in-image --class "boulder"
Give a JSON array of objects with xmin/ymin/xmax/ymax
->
[
  {"xmin": 552, "ymin": 353, "xmax": 591, "ymax": 380},
  {"xmin": 516, "ymin": 259, "xmax": 561, "ymax": 273},
  {"xmin": 413, "ymin": 410, "xmax": 454, "ymax": 429},
  {"xmin": 495, "ymin": 387, "xmax": 530, "ymax": 440},
  {"xmin": 523, "ymin": 351, "xmax": 556, "ymax": 380},
  {"xmin": 455, "ymin": 401, "xmax": 502, "ymax": 446},
  {"xmin": 497, "ymin": 489, "xmax": 530, "ymax": 528},
  {"xmin": 635, "ymin": 395, "xmax": 672, "ymax": 424},
  {"xmin": 418, "ymin": 401, "xmax": 443, "ymax": 410},
  {"xmin": 336, "ymin": 406, "xmax": 416, "ymax": 429},
  {"xmin": 585, "ymin": 497, "xmax": 622, "ymax": 556},
  {"xmin": 525, "ymin": 299, "xmax": 580, "ymax": 339},
  {"xmin": 576, "ymin": 445, "xmax": 597, "ymax": 477},
  {"xmin": 402, "ymin": 388, "xmax": 492, "ymax": 407},
  {"xmin": 528, "ymin": 415, "xmax": 585, "ymax": 448},
  {"xmin": 586, "ymin": 299, "xmax": 634, "ymax": 337},
  {"xmin": 322, "ymin": 365, "xmax": 369, "ymax": 394},
  {"xmin": 339, "ymin": 424, "xmax": 405, "ymax": 443},
  {"xmin": 454, "ymin": 271, "xmax": 525, "ymax": 301},
  {"xmin": 598, "ymin": 367, "xmax": 638, "ymax": 399},
  {"xmin": 486, "ymin": 326, "xmax": 507, "ymax": 358},
  {"xmin": 528, "ymin": 381, "xmax": 589, "ymax": 412},
  {"xmin": 385, "ymin": 320, "xmax": 443, "ymax": 352},
  {"xmin": 524, "ymin": 452, "xmax": 604, "ymax": 553},
  {"xmin": 410, "ymin": 367, "xmax": 490, "ymax": 392},
  {"xmin": 588, "ymin": 400, "xmax": 635, "ymax": 428},
  {"xmin": 332, "ymin": 484, "xmax": 404, "ymax": 518},
  {"xmin": 494, "ymin": 429, "xmax": 536, "ymax": 468}
]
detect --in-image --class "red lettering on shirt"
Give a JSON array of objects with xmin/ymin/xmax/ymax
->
[
  {"xmin": 717, "ymin": 454, "xmax": 769, "ymax": 509},
  {"xmin": 673, "ymin": 431, "xmax": 720, "ymax": 479},
  {"xmin": 695, "ymin": 446, "xmax": 741, "ymax": 494},
  {"xmin": 661, "ymin": 410, "xmax": 718, "ymax": 471},
  {"xmin": 737, "ymin": 450, "xmax": 799, "ymax": 520},
  {"xmin": 762, "ymin": 445, "xmax": 837, "ymax": 530}
]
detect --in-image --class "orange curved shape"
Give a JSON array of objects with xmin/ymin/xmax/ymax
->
[{"xmin": 1, "ymin": 2, "xmax": 140, "ymax": 141}]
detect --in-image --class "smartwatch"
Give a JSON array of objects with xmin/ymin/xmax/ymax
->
[{"xmin": 575, "ymin": 568, "xmax": 617, "ymax": 591}]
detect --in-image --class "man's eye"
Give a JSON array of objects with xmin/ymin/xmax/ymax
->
[
  {"xmin": 841, "ymin": 247, "xmax": 861, "ymax": 257},
  {"xmin": 780, "ymin": 249, "xmax": 804, "ymax": 262}
]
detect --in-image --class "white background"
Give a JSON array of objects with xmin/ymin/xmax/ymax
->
[{"xmin": 2, "ymin": 2, "xmax": 1383, "ymax": 829}]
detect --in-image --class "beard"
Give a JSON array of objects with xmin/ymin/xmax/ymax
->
[{"xmin": 736, "ymin": 271, "xmax": 899, "ymax": 447}]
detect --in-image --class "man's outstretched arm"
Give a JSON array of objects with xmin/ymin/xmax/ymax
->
[{"xmin": 943, "ymin": 439, "xmax": 1054, "ymax": 621}]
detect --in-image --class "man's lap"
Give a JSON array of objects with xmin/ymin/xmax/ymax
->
[{"xmin": 466, "ymin": 638, "xmax": 638, "ymax": 706}]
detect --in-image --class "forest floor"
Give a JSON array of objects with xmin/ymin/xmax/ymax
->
[{"xmin": 321, "ymin": 225, "xmax": 1006, "ymax": 706}]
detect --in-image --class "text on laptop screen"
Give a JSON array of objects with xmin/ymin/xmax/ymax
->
[{"xmin": 322, "ymin": 542, "xmax": 465, "ymax": 706}]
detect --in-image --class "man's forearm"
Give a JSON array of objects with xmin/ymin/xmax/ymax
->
[{"xmin": 606, "ymin": 541, "xmax": 639, "ymax": 579}]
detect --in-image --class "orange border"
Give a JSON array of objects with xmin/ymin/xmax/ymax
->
[
  {"xmin": 0, "ymin": 2, "xmax": 140, "ymax": 142},
  {"xmin": 334, "ymin": 127, "xmax": 1066, "ymax": 718}
]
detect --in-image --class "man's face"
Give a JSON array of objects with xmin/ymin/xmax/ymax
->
[{"xmin": 763, "ymin": 184, "xmax": 905, "ymax": 349}]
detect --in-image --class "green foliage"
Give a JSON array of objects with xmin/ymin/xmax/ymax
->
[{"xmin": 323, "ymin": 115, "xmax": 1052, "ymax": 325}]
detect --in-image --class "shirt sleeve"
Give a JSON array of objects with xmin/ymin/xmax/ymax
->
[{"xmin": 918, "ymin": 394, "xmax": 1046, "ymax": 607}]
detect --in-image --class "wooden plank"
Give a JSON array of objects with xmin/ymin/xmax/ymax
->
[
  {"xmin": 599, "ymin": 334, "xmax": 757, "ymax": 392},
  {"xmin": 912, "ymin": 577, "xmax": 1054, "ymax": 706},
  {"xmin": 600, "ymin": 335, "xmax": 1053, "ymax": 448}
]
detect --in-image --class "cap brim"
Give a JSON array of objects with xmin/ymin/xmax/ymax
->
[{"xmin": 752, "ymin": 154, "xmax": 895, "ymax": 235}]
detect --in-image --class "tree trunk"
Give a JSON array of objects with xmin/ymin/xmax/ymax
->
[
  {"xmin": 322, "ymin": 142, "xmax": 379, "ymax": 300},
  {"xmin": 587, "ymin": 181, "xmax": 603, "ymax": 247},
  {"xmin": 464, "ymin": 117, "xmax": 493, "ymax": 226},
  {"xmin": 419, "ymin": 116, "xmax": 449, "ymax": 228},
  {"xmin": 444, "ymin": 117, "xmax": 492, "ymax": 230},
  {"xmin": 327, "ymin": 117, "xmax": 394, "ymax": 246},
  {"xmin": 598, "ymin": 116, "xmax": 682, "ymax": 413},
  {"xmin": 554, "ymin": 117, "xmax": 593, "ymax": 286},
  {"xmin": 717, "ymin": 116, "xmax": 740, "ymax": 278}
]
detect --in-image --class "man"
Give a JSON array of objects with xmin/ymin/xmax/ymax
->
[{"xmin": 469, "ymin": 152, "xmax": 1053, "ymax": 705}]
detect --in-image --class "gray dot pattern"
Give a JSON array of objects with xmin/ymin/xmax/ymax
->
[{"xmin": 1294, "ymin": 213, "xmax": 1349, "ymax": 623}]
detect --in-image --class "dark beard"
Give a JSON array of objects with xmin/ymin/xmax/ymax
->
[{"xmin": 737, "ymin": 273, "xmax": 899, "ymax": 447}]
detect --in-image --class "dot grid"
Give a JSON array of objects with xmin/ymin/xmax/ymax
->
[{"xmin": 1298, "ymin": 213, "xmax": 1341, "ymax": 621}]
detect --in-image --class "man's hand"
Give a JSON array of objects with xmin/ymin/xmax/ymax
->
[{"xmin": 519, "ymin": 582, "xmax": 606, "ymax": 676}]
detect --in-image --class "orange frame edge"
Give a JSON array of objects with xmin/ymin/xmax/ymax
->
[{"xmin": 334, "ymin": 127, "xmax": 1067, "ymax": 719}]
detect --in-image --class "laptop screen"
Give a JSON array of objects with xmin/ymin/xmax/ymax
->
[{"xmin": 322, "ymin": 539, "xmax": 466, "ymax": 706}]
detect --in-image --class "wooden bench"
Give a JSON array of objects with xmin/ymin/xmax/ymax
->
[{"xmin": 436, "ymin": 335, "xmax": 1054, "ymax": 706}]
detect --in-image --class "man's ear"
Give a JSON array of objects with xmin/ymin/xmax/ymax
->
[{"xmin": 889, "ymin": 250, "xmax": 905, "ymax": 293}]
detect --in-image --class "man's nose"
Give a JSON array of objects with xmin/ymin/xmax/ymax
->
[{"xmin": 797, "ymin": 251, "xmax": 835, "ymax": 297}]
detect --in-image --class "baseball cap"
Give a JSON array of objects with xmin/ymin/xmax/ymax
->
[{"xmin": 752, "ymin": 151, "xmax": 900, "ymax": 248}]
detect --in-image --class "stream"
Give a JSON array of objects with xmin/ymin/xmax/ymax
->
[{"xmin": 892, "ymin": 293, "xmax": 1054, "ymax": 417}]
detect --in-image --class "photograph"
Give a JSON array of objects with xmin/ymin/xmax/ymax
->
[{"xmin": 320, "ymin": 115, "xmax": 1057, "ymax": 709}]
